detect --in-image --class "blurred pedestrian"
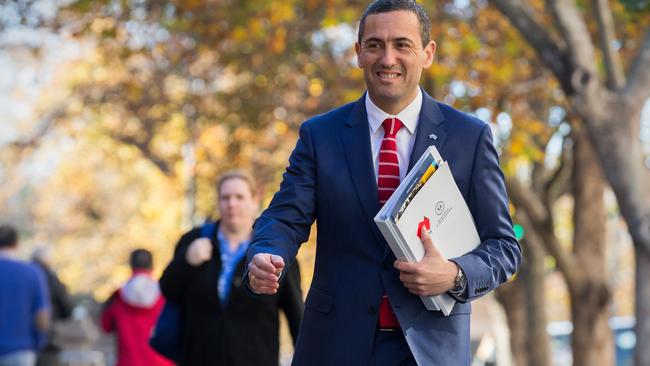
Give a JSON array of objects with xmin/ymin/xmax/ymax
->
[
  {"xmin": 31, "ymin": 245, "xmax": 74, "ymax": 366},
  {"xmin": 101, "ymin": 249, "xmax": 173, "ymax": 366},
  {"xmin": 0, "ymin": 225, "xmax": 50, "ymax": 366},
  {"xmin": 160, "ymin": 170, "xmax": 303, "ymax": 366}
]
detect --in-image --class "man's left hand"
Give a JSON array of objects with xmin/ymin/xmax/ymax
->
[{"xmin": 394, "ymin": 227, "xmax": 458, "ymax": 296}]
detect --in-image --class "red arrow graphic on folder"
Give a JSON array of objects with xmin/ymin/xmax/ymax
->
[{"xmin": 417, "ymin": 217, "xmax": 430, "ymax": 239}]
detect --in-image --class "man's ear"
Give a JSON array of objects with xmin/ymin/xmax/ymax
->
[
  {"xmin": 423, "ymin": 40, "xmax": 436, "ymax": 68},
  {"xmin": 355, "ymin": 42, "xmax": 363, "ymax": 68}
]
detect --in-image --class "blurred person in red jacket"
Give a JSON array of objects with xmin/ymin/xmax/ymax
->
[{"xmin": 101, "ymin": 249, "xmax": 173, "ymax": 366}]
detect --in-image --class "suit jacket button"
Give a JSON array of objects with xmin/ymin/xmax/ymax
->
[{"xmin": 368, "ymin": 305, "xmax": 377, "ymax": 314}]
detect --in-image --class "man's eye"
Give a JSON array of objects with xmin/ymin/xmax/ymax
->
[
  {"xmin": 397, "ymin": 43, "xmax": 410, "ymax": 49},
  {"xmin": 366, "ymin": 43, "xmax": 380, "ymax": 50}
]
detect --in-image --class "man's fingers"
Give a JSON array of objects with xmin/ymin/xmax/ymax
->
[
  {"xmin": 248, "ymin": 264, "xmax": 280, "ymax": 282},
  {"xmin": 252, "ymin": 254, "xmax": 280, "ymax": 273},
  {"xmin": 399, "ymin": 271, "xmax": 426, "ymax": 285},
  {"xmin": 270, "ymin": 255, "xmax": 285, "ymax": 276},
  {"xmin": 252, "ymin": 278, "xmax": 280, "ymax": 290},
  {"xmin": 394, "ymin": 260, "xmax": 417, "ymax": 273},
  {"xmin": 253, "ymin": 286, "xmax": 279, "ymax": 294},
  {"xmin": 249, "ymin": 273, "xmax": 280, "ymax": 294},
  {"xmin": 399, "ymin": 271, "xmax": 415, "ymax": 284},
  {"xmin": 249, "ymin": 253, "xmax": 284, "ymax": 282},
  {"xmin": 250, "ymin": 275, "xmax": 280, "ymax": 289},
  {"xmin": 270, "ymin": 255, "xmax": 285, "ymax": 271},
  {"xmin": 248, "ymin": 253, "xmax": 287, "ymax": 293},
  {"xmin": 420, "ymin": 228, "xmax": 441, "ymax": 258}
]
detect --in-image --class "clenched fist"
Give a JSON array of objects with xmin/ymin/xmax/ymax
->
[
  {"xmin": 186, "ymin": 238, "xmax": 213, "ymax": 266},
  {"xmin": 248, "ymin": 253, "xmax": 285, "ymax": 294}
]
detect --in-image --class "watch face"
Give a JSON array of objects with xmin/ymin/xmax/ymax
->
[{"xmin": 454, "ymin": 268, "xmax": 465, "ymax": 288}]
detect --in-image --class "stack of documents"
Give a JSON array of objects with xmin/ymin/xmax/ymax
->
[{"xmin": 374, "ymin": 146, "xmax": 480, "ymax": 315}]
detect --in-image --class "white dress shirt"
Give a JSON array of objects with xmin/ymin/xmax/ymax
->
[{"xmin": 366, "ymin": 88, "xmax": 422, "ymax": 183}]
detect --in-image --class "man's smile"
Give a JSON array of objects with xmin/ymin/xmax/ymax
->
[{"xmin": 376, "ymin": 70, "xmax": 403, "ymax": 80}]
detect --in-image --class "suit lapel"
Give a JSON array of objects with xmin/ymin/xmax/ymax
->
[
  {"xmin": 340, "ymin": 91, "xmax": 448, "ymax": 252},
  {"xmin": 340, "ymin": 95, "xmax": 381, "ymax": 222},
  {"xmin": 407, "ymin": 90, "xmax": 447, "ymax": 173}
]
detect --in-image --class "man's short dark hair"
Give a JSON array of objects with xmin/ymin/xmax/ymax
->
[
  {"xmin": 129, "ymin": 249, "xmax": 153, "ymax": 270},
  {"xmin": 0, "ymin": 225, "xmax": 18, "ymax": 248},
  {"xmin": 358, "ymin": 0, "xmax": 432, "ymax": 47}
]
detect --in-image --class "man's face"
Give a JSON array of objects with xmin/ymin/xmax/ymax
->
[
  {"xmin": 355, "ymin": 10, "xmax": 435, "ymax": 114},
  {"xmin": 218, "ymin": 178, "xmax": 258, "ymax": 232}
]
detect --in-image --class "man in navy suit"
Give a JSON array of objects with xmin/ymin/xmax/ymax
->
[{"xmin": 246, "ymin": 1, "xmax": 522, "ymax": 365}]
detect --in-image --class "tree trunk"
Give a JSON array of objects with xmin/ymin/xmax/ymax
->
[
  {"xmin": 577, "ymin": 88, "xmax": 650, "ymax": 366},
  {"xmin": 637, "ymin": 248, "xmax": 650, "ymax": 366},
  {"xmin": 488, "ymin": 2, "xmax": 650, "ymax": 362},
  {"xmin": 495, "ymin": 273, "xmax": 528, "ymax": 366},
  {"xmin": 577, "ymin": 96, "xmax": 650, "ymax": 257},
  {"xmin": 495, "ymin": 213, "xmax": 551, "ymax": 366},
  {"xmin": 521, "ymin": 215, "xmax": 551, "ymax": 366},
  {"xmin": 570, "ymin": 126, "xmax": 614, "ymax": 366}
]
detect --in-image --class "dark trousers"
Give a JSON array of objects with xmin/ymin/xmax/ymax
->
[{"xmin": 372, "ymin": 328, "xmax": 417, "ymax": 366}]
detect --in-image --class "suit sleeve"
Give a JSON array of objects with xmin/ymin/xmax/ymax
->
[
  {"xmin": 279, "ymin": 260, "xmax": 304, "ymax": 344},
  {"xmin": 450, "ymin": 124, "xmax": 522, "ymax": 302},
  {"xmin": 159, "ymin": 229, "xmax": 202, "ymax": 303},
  {"xmin": 246, "ymin": 122, "xmax": 317, "ymax": 268}
]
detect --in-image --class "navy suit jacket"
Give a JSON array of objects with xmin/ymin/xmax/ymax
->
[{"xmin": 246, "ymin": 90, "xmax": 521, "ymax": 366}]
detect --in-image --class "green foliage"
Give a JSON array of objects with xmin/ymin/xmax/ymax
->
[{"xmin": 620, "ymin": 0, "xmax": 650, "ymax": 13}]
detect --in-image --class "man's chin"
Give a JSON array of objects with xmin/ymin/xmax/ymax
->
[{"xmin": 369, "ymin": 89, "xmax": 403, "ymax": 103}]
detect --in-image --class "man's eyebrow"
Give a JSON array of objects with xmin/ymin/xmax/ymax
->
[
  {"xmin": 393, "ymin": 37, "xmax": 415, "ymax": 44},
  {"xmin": 363, "ymin": 36, "xmax": 416, "ymax": 44},
  {"xmin": 363, "ymin": 37, "xmax": 384, "ymax": 44}
]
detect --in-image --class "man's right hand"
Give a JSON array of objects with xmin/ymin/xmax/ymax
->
[
  {"xmin": 186, "ymin": 238, "xmax": 212, "ymax": 266},
  {"xmin": 248, "ymin": 253, "xmax": 285, "ymax": 294}
]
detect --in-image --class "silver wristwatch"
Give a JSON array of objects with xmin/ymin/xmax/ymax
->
[{"xmin": 451, "ymin": 265, "xmax": 466, "ymax": 294}]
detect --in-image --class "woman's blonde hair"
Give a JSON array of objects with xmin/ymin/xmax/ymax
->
[{"xmin": 217, "ymin": 170, "xmax": 257, "ymax": 196}]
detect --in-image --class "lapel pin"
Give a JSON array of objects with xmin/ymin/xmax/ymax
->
[{"xmin": 428, "ymin": 134, "xmax": 438, "ymax": 141}]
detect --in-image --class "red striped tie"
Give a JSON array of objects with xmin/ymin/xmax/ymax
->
[
  {"xmin": 378, "ymin": 117, "xmax": 402, "ymax": 329},
  {"xmin": 377, "ymin": 117, "xmax": 403, "ymax": 205}
]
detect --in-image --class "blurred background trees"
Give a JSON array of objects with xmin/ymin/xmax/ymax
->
[{"xmin": 1, "ymin": 0, "xmax": 648, "ymax": 364}]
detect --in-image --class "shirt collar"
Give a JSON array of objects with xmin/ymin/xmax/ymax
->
[{"xmin": 366, "ymin": 88, "xmax": 422, "ymax": 135}]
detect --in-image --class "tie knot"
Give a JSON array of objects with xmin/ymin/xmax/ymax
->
[{"xmin": 382, "ymin": 117, "xmax": 403, "ymax": 138}]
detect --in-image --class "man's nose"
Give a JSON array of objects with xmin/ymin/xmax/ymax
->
[{"xmin": 379, "ymin": 45, "xmax": 398, "ymax": 67}]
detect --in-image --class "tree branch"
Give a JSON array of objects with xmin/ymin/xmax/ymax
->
[
  {"xmin": 593, "ymin": 0, "xmax": 626, "ymax": 90},
  {"xmin": 546, "ymin": 0, "xmax": 599, "ymax": 92},
  {"xmin": 508, "ymin": 183, "xmax": 580, "ymax": 289},
  {"xmin": 9, "ymin": 107, "xmax": 66, "ymax": 149},
  {"xmin": 545, "ymin": 135, "xmax": 573, "ymax": 203},
  {"xmin": 490, "ymin": 0, "xmax": 575, "ymax": 94},
  {"xmin": 623, "ymin": 28, "xmax": 650, "ymax": 106},
  {"xmin": 506, "ymin": 177, "xmax": 548, "ymax": 224},
  {"xmin": 111, "ymin": 135, "xmax": 172, "ymax": 176}
]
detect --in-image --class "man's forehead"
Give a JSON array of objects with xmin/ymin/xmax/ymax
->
[{"xmin": 361, "ymin": 11, "xmax": 421, "ymax": 42}]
